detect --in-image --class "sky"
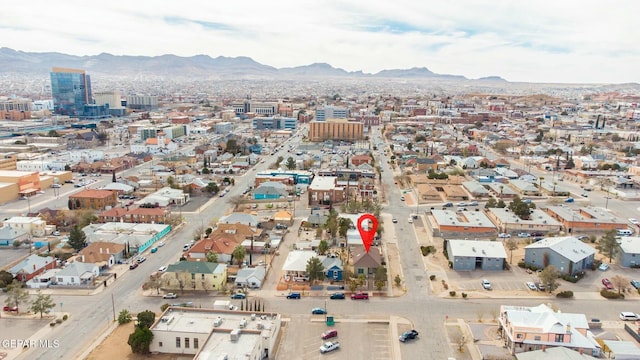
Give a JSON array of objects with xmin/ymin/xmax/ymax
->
[{"xmin": 2, "ymin": 0, "xmax": 639, "ymax": 84}]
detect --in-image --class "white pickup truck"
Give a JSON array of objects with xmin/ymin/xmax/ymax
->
[{"xmin": 320, "ymin": 341, "xmax": 340, "ymax": 353}]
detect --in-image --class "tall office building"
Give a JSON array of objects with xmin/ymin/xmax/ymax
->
[
  {"xmin": 50, "ymin": 67, "xmax": 93, "ymax": 116},
  {"xmin": 315, "ymin": 105, "xmax": 348, "ymax": 122}
]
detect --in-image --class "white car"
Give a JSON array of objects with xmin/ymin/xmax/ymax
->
[
  {"xmin": 320, "ymin": 341, "xmax": 340, "ymax": 353},
  {"xmin": 163, "ymin": 293, "xmax": 178, "ymax": 299},
  {"xmin": 158, "ymin": 266, "xmax": 168, "ymax": 272},
  {"xmin": 457, "ymin": 202, "xmax": 467, "ymax": 207},
  {"xmin": 518, "ymin": 232, "xmax": 531, "ymax": 238},
  {"xmin": 629, "ymin": 218, "xmax": 639, "ymax": 225},
  {"xmin": 526, "ymin": 282, "xmax": 537, "ymax": 291},
  {"xmin": 481, "ymin": 279, "xmax": 492, "ymax": 290},
  {"xmin": 498, "ymin": 233, "xmax": 511, "ymax": 238}
]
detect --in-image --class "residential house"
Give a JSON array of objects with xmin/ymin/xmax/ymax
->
[
  {"xmin": 508, "ymin": 180, "xmax": 541, "ymax": 196},
  {"xmin": 350, "ymin": 155, "xmax": 372, "ymax": 167},
  {"xmin": 282, "ymin": 250, "xmax": 316, "ymax": 279},
  {"xmin": 352, "ymin": 246, "xmax": 382, "ymax": 277},
  {"xmin": 524, "ymin": 237, "xmax": 595, "ymax": 275},
  {"xmin": 69, "ymin": 189, "xmax": 118, "ymax": 211},
  {"xmin": 218, "ymin": 213, "xmax": 260, "ymax": 228},
  {"xmin": 3, "ymin": 216, "xmax": 48, "ymax": 237},
  {"xmin": 163, "ymin": 261, "xmax": 227, "ymax": 291},
  {"xmin": 321, "ymin": 256, "xmax": 343, "ymax": 281},
  {"xmin": 235, "ymin": 266, "xmax": 266, "ymax": 289},
  {"xmin": 253, "ymin": 181, "xmax": 288, "ymax": 200},
  {"xmin": 10, "ymin": 254, "xmax": 57, "ymax": 282},
  {"xmin": 0, "ymin": 226, "xmax": 28, "ymax": 246},
  {"xmin": 515, "ymin": 346, "xmax": 598, "ymax": 359},
  {"xmin": 55, "ymin": 262, "xmax": 99, "ymax": 286},
  {"xmin": 78, "ymin": 241, "xmax": 126, "ymax": 269},
  {"xmin": 273, "ymin": 210, "xmax": 293, "ymax": 226},
  {"xmin": 499, "ymin": 304, "xmax": 600, "ymax": 356},
  {"xmin": 186, "ymin": 236, "xmax": 237, "ymax": 264},
  {"xmin": 463, "ymin": 181, "xmax": 490, "ymax": 198},
  {"xmin": 446, "ymin": 240, "xmax": 507, "ymax": 271},
  {"xmin": 67, "ymin": 130, "xmax": 100, "ymax": 149}
]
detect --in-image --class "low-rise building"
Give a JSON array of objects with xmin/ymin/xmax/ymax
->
[
  {"xmin": 149, "ymin": 307, "xmax": 281, "ymax": 359},
  {"xmin": 524, "ymin": 236, "xmax": 595, "ymax": 275},
  {"xmin": 499, "ymin": 303, "xmax": 600, "ymax": 356},
  {"xmin": 69, "ymin": 189, "xmax": 118, "ymax": 211},
  {"xmin": 428, "ymin": 210, "xmax": 497, "ymax": 238},
  {"xmin": 446, "ymin": 239, "xmax": 507, "ymax": 271},
  {"xmin": 164, "ymin": 261, "xmax": 227, "ymax": 292},
  {"xmin": 54, "ymin": 262, "xmax": 99, "ymax": 286},
  {"xmin": 78, "ymin": 241, "xmax": 126, "ymax": 269},
  {"xmin": 9, "ymin": 254, "xmax": 57, "ymax": 282},
  {"xmin": 308, "ymin": 176, "xmax": 345, "ymax": 206},
  {"xmin": 616, "ymin": 237, "xmax": 640, "ymax": 268},
  {"xmin": 486, "ymin": 208, "xmax": 562, "ymax": 235},
  {"xmin": 544, "ymin": 206, "xmax": 628, "ymax": 234}
]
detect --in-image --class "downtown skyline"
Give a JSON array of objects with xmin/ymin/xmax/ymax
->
[{"xmin": 1, "ymin": 0, "xmax": 639, "ymax": 84}]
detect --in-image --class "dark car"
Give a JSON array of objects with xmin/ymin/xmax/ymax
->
[
  {"xmin": 399, "ymin": 329, "xmax": 419, "ymax": 342},
  {"xmin": 311, "ymin": 308, "xmax": 327, "ymax": 315},
  {"xmin": 351, "ymin": 292, "xmax": 369, "ymax": 300},
  {"xmin": 530, "ymin": 231, "xmax": 545, "ymax": 237},
  {"xmin": 286, "ymin": 292, "xmax": 301, "ymax": 299},
  {"xmin": 329, "ymin": 292, "xmax": 345, "ymax": 300},
  {"xmin": 231, "ymin": 293, "xmax": 246, "ymax": 299},
  {"xmin": 631, "ymin": 280, "xmax": 640, "ymax": 289},
  {"xmin": 322, "ymin": 329, "xmax": 338, "ymax": 340},
  {"xmin": 129, "ymin": 262, "xmax": 139, "ymax": 270}
]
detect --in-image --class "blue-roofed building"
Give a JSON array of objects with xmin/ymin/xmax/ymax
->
[{"xmin": 524, "ymin": 237, "xmax": 595, "ymax": 275}]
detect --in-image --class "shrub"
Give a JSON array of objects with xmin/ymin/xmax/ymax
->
[
  {"xmin": 561, "ymin": 272, "xmax": 585, "ymax": 283},
  {"xmin": 462, "ymin": 292, "xmax": 468, "ymax": 298},
  {"xmin": 62, "ymin": 314, "xmax": 68, "ymax": 321},
  {"xmin": 443, "ymin": 283, "xmax": 449, "ymax": 290},
  {"xmin": 55, "ymin": 318, "xmax": 63, "ymax": 324},
  {"xmin": 449, "ymin": 291, "xmax": 456, "ymax": 297},
  {"xmin": 556, "ymin": 290, "xmax": 574, "ymax": 298},
  {"xmin": 600, "ymin": 289, "xmax": 625, "ymax": 299},
  {"xmin": 50, "ymin": 322, "xmax": 56, "ymax": 327},
  {"xmin": 429, "ymin": 275, "xmax": 436, "ymax": 281},
  {"xmin": 420, "ymin": 245, "xmax": 436, "ymax": 256}
]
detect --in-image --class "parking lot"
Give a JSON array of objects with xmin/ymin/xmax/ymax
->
[{"xmin": 277, "ymin": 315, "xmax": 392, "ymax": 359}]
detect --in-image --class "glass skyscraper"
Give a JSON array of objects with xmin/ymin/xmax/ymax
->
[{"xmin": 50, "ymin": 67, "xmax": 93, "ymax": 116}]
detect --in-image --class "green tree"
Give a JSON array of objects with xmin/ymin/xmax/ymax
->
[
  {"xmin": 137, "ymin": 310, "xmax": 156, "ymax": 329},
  {"xmin": 285, "ymin": 157, "xmax": 296, "ymax": 170},
  {"xmin": 597, "ymin": 229, "xmax": 620, "ymax": 263},
  {"xmin": 206, "ymin": 251, "xmax": 218, "ymax": 263},
  {"xmin": 317, "ymin": 240, "xmax": 329, "ymax": 255},
  {"xmin": 232, "ymin": 245, "xmax": 246, "ymax": 266},
  {"xmin": 118, "ymin": 309, "xmax": 133, "ymax": 325},
  {"xmin": 306, "ymin": 257, "xmax": 324, "ymax": 284},
  {"xmin": 225, "ymin": 138, "xmax": 239, "ymax": 154},
  {"xmin": 324, "ymin": 210, "xmax": 339, "ymax": 243},
  {"xmin": 5, "ymin": 280, "xmax": 29, "ymax": 312},
  {"xmin": 30, "ymin": 291, "xmax": 55, "ymax": 318},
  {"xmin": 539, "ymin": 265, "xmax": 561, "ymax": 293},
  {"xmin": 68, "ymin": 225, "xmax": 87, "ymax": 251},
  {"xmin": 374, "ymin": 266, "xmax": 387, "ymax": 283},
  {"xmin": 508, "ymin": 196, "xmax": 533, "ymax": 220},
  {"xmin": 496, "ymin": 199, "xmax": 506, "ymax": 208},
  {"xmin": 485, "ymin": 197, "xmax": 498, "ymax": 208},
  {"xmin": 128, "ymin": 327, "xmax": 153, "ymax": 354},
  {"xmin": 205, "ymin": 182, "xmax": 219, "ymax": 194},
  {"xmin": 338, "ymin": 218, "xmax": 353, "ymax": 238},
  {"xmin": 47, "ymin": 130, "xmax": 60, "ymax": 137},
  {"xmin": 275, "ymin": 156, "xmax": 284, "ymax": 166},
  {"xmin": 0, "ymin": 270, "xmax": 14, "ymax": 288}
]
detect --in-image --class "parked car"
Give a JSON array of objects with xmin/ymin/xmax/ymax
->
[
  {"xmin": 565, "ymin": 197, "xmax": 574, "ymax": 203},
  {"xmin": 400, "ymin": 196, "xmax": 405, "ymax": 201},
  {"xmin": 231, "ymin": 293, "xmax": 246, "ymax": 299},
  {"xmin": 581, "ymin": 193, "xmax": 588, "ymax": 198},
  {"xmin": 158, "ymin": 266, "xmax": 168, "ymax": 272},
  {"xmin": 311, "ymin": 308, "xmax": 327, "ymax": 315},
  {"xmin": 518, "ymin": 232, "xmax": 531, "ymax": 238},
  {"xmin": 631, "ymin": 280, "xmax": 640, "ymax": 289},
  {"xmin": 52, "ymin": 231, "xmax": 60, "ymax": 236},
  {"xmin": 629, "ymin": 218, "xmax": 639, "ymax": 225},
  {"xmin": 602, "ymin": 278, "xmax": 614, "ymax": 290},
  {"xmin": 531, "ymin": 231, "xmax": 545, "ymax": 237},
  {"xmin": 129, "ymin": 263, "xmax": 139, "ymax": 270},
  {"xmin": 399, "ymin": 329, "xmax": 419, "ymax": 342},
  {"xmin": 286, "ymin": 292, "xmax": 301, "ymax": 299},
  {"xmin": 498, "ymin": 233, "xmax": 511, "ymax": 238},
  {"xmin": 443, "ymin": 202, "xmax": 453, "ymax": 207},
  {"xmin": 351, "ymin": 292, "xmax": 369, "ymax": 300},
  {"xmin": 163, "ymin": 293, "xmax": 178, "ymax": 299},
  {"xmin": 329, "ymin": 292, "xmax": 345, "ymax": 300},
  {"xmin": 481, "ymin": 279, "xmax": 492, "ymax": 290},
  {"xmin": 468, "ymin": 201, "xmax": 478, "ymax": 206},
  {"xmin": 3, "ymin": 305, "xmax": 18, "ymax": 312},
  {"xmin": 536, "ymin": 283, "xmax": 545, "ymax": 291},
  {"xmin": 157, "ymin": 241, "xmax": 165, "ymax": 247},
  {"xmin": 598, "ymin": 263, "xmax": 609, "ymax": 271},
  {"xmin": 526, "ymin": 282, "xmax": 537, "ymax": 291},
  {"xmin": 150, "ymin": 247, "xmax": 158, "ymax": 253},
  {"xmin": 457, "ymin": 202, "xmax": 467, "ymax": 207},
  {"xmin": 321, "ymin": 329, "xmax": 338, "ymax": 340},
  {"xmin": 319, "ymin": 341, "xmax": 340, "ymax": 353},
  {"xmin": 392, "ymin": 218, "xmax": 398, "ymax": 223},
  {"xmin": 619, "ymin": 312, "xmax": 640, "ymax": 321},
  {"xmin": 137, "ymin": 257, "xmax": 146, "ymax": 263}
]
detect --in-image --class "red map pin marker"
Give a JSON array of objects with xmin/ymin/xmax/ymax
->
[{"xmin": 357, "ymin": 214, "xmax": 378, "ymax": 253}]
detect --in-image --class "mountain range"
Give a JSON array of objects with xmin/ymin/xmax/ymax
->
[{"xmin": 0, "ymin": 47, "xmax": 506, "ymax": 81}]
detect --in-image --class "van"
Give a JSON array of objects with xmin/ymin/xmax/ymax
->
[{"xmin": 617, "ymin": 229, "xmax": 633, "ymax": 237}]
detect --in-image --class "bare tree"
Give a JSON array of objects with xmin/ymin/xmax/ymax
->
[
  {"xmin": 476, "ymin": 310, "xmax": 485, "ymax": 323},
  {"xmin": 454, "ymin": 333, "xmax": 467, "ymax": 352},
  {"xmin": 505, "ymin": 239, "xmax": 518, "ymax": 264},
  {"xmin": 611, "ymin": 274, "xmax": 629, "ymax": 295},
  {"xmin": 227, "ymin": 195, "xmax": 244, "ymax": 209},
  {"xmin": 176, "ymin": 270, "xmax": 190, "ymax": 294}
]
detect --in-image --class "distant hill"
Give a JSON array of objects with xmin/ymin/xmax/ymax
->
[{"xmin": 0, "ymin": 47, "xmax": 473, "ymax": 80}]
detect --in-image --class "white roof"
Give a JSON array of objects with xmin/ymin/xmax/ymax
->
[
  {"xmin": 448, "ymin": 240, "xmax": 507, "ymax": 259},
  {"xmin": 488, "ymin": 208, "xmax": 561, "ymax": 227},
  {"xmin": 431, "ymin": 210, "xmax": 496, "ymax": 229},
  {"xmin": 102, "ymin": 182, "xmax": 134, "ymax": 192},
  {"xmin": 282, "ymin": 250, "xmax": 316, "ymax": 272},
  {"xmin": 525, "ymin": 236, "xmax": 596, "ymax": 263},
  {"xmin": 309, "ymin": 176, "xmax": 337, "ymax": 191},
  {"xmin": 618, "ymin": 237, "xmax": 640, "ymax": 255}
]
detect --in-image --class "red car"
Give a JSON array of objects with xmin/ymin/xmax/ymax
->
[
  {"xmin": 322, "ymin": 329, "xmax": 338, "ymax": 340},
  {"xmin": 3, "ymin": 306, "xmax": 18, "ymax": 312},
  {"xmin": 602, "ymin": 278, "xmax": 614, "ymax": 290},
  {"xmin": 351, "ymin": 292, "xmax": 369, "ymax": 300}
]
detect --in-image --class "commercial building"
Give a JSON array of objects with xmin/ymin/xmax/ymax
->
[
  {"xmin": 428, "ymin": 210, "xmax": 497, "ymax": 238},
  {"xmin": 125, "ymin": 95, "xmax": 158, "ymax": 111},
  {"xmin": 149, "ymin": 307, "xmax": 281, "ymax": 359},
  {"xmin": 315, "ymin": 106, "xmax": 348, "ymax": 121},
  {"xmin": 50, "ymin": 67, "xmax": 108, "ymax": 118},
  {"xmin": 485, "ymin": 208, "xmax": 562, "ymax": 235},
  {"xmin": 544, "ymin": 206, "xmax": 628, "ymax": 234},
  {"xmin": 524, "ymin": 236, "xmax": 595, "ymax": 275},
  {"xmin": 252, "ymin": 116, "xmax": 297, "ymax": 130},
  {"xmin": 0, "ymin": 170, "xmax": 41, "ymax": 202},
  {"xmin": 446, "ymin": 239, "xmax": 507, "ymax": 271},
  {"xmin": 308, "ymin": 119, "xmax": 364, "ymax": 142},
  {"xmin": 68, "ymin": 189, "xmax": 118, "ymax": 211}
]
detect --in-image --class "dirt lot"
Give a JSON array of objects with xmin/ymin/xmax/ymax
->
[{"xmin": 86, "ymin": 322, "xmax": 187, "ymax": 360}]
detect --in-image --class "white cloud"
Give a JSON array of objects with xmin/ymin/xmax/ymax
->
[{"xmin": 1, "ymin": 0, "xmax": 638, "ymax": 83}]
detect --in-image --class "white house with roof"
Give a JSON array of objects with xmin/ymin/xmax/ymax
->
[
  {"xmin": 446, "ymin": 240, "xmax": 507, "ymax": 271},
  {"xmin": 219, "ymin": 213, "xmax": 260, "ymax": 227},
  {"xmin": 499, "ymin": 303, "xmax": 601, "ymax": 356},
  {"xmin": 10, "ymin": 254, "xmax": 57, "ymax": 282},
  {"xmin": 3, "ymin": 217, "xmax": 48, "ymax": 237},
  {"xmin": 234, "ymin": 266, "xmax": 266, "ymax": 289},
  {"xmin": 137, "ymin": 186, "xmax": 189, "ymax": 207},
  {"xmin": 282, "ymin": 250, "xmax": 316, "ymax": 280},
  {"xmin": 524, "ymin": 237, "xmax": 595, "ymax": 275},
  {"xmin": 54, "ymin": 262, "xmax": 99, "ymax": 286}
]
